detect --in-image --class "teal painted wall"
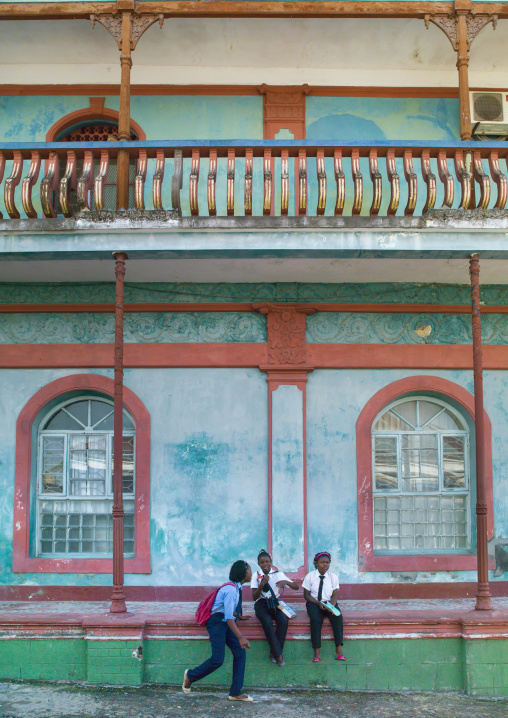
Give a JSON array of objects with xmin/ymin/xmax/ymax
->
[
  {"xmin": 306, "ymin": 97, "xmax": 460, "ymax": 143},
  {"xmin": 2, "ymin": 282, "xmax": 508, "ymax": 587},
  {"xmin": 306, "ymin": 96, "xmax": 461, "ymax": 215},
  {"xmin": 0, "ymin": 96, "xmax": 263, "ymax": 142}
]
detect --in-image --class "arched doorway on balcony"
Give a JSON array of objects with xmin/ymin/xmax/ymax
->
[{"xmin": 46, "ymin": 97, "xmax": 145, "ymax": 211}]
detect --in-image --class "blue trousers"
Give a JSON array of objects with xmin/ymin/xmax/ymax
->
[{"xmin": 187, "ymin": 612, "xmax": 246, "ymax": 697}]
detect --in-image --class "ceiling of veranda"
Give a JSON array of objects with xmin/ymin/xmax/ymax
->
[
  {"xmin": 0, "ymin": 257, "xmax": 506, "ymax": 284},
  {"xmin": 0, "ymin": 18, "xmax": 506, "ymax": 87}
]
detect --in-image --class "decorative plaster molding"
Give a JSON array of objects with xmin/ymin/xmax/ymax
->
[{"xmin": 254, "ymin": 303, "xmax": 316, "ymax": 366}]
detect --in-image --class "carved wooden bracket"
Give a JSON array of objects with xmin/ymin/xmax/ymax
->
[
  {"xmin": 90, "ymin": 12, "xmax": 164, "ymax": 50},
  {"xmin": 424, "ymin": 12, "xmax": 497, "ymax": 51},
  {"xmin": 254, "ymin": 303, "xmax": 316, "ymax": 367}
]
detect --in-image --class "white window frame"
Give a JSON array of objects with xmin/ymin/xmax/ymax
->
[
  {"xmin": 372, "ymin": 395, "xmax": 471, "ymax": 554},
  {"xmin": 36, "ymin": 397, "xmax": 135, "ymax": 557}
]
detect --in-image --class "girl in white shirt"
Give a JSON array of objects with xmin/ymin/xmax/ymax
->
[
  {"xmin": 251, "ymin": 549, "xmax": 299, "ymax": 667},
  {"xmin": 302, "ymin": 551, "xmax": 345, "ymax": 662}
]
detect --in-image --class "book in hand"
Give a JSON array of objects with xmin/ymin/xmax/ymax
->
[
  {"xmin": 321, "ymin": 601, "xmax": 341, "ymax": 616},
  {"xmin": 277, "ymin": 600, "xmax": 297, "ymax": 618}
]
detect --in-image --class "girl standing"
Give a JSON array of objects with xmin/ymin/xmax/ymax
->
[
  {"xmin": 302, "ymin": 551, "xmax": 345, "ymax": 662},
  {"xmin": 183, "ymin": 560, "xmax": 253, "ymax": 701},
  {"xmin": 251, "ymin": 549, "xmax": 299, "ymax": 666}
]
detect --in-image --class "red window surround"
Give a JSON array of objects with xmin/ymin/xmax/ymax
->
[
  {"xmin": 356, "ymin": 375, "xmax": 495, "ymax": 573},
  {"xmin": 13, "ymin": 374, "xmax": 151, "ymax": 574}
]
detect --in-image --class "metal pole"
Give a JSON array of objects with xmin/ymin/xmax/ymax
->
[
  {"xmin": 110, "ymin": 251, "xmax": 128, "ymax": 614},
  {"xmin": 469, "ymin": 253, "xmax": 492, "ymax": 611}
]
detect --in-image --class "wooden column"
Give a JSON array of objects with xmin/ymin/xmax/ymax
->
[
  {"xmin": 91, "ymin": 4, "xmax": 163, "ymax": 210},
  {"xmin": 469, "ymin": 253, "xmax": 492, "ymax": 611},
  {"xmin": 456, "ymin": 7, "xmax": 471, "ymax": 141},
  {"xmin": 117, "ymin": 10, "xmax": 133, "ymax": 210},
  {"xmin": 110, "ymin": 251, "xmax": 128, "ymax": 614},
  {"xmin": 425, "ymin": 5, "xmax": 497, "ymax": 142}
]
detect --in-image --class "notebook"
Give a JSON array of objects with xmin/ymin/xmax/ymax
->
[
  {"xmin": 321, "ymin": 601, "xmax": 341, "ymax": 616},
  {"xmin": 277, "ymin": 600, "xmax": 297, "ymax": 618}
]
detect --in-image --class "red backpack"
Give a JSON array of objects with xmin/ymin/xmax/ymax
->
[{"xmin": 195, "ymin": 582, "xmax": 236, "ymax": 626}]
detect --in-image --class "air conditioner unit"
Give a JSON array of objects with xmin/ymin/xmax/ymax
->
[{"xmin": 470, "ymin": 92, "xmax": 508, "ymax": 136}]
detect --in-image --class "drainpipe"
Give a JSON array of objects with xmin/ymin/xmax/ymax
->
[
  {"xmin": 469, "ymin": 253, "xmax": 492, "ymax": 610},
  {"xmin": 110, "ymin": 251, "xmax": 128, "ymax": 613}
]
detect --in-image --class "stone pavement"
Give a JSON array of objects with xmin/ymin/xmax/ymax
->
[{"xmin": 0, "ymin": 683, "xmax": 507, "ymax": 718}]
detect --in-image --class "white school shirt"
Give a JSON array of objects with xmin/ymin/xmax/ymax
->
[
  {"xmin": 250, "ymin": 568, "xmax": 290, "ymax": 603},
  {"xmin": 302, "ymin": 569, "xmax": 339, "ymax": 602}
]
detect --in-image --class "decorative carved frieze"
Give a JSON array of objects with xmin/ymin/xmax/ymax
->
[
  {"xmin": 258, "ymin": 85, "xmax": 308, "ymax": 139},
  {"xmin": 90, "ymin": 12, "xmax": 164, "ymax": 50},
  {"xmin": 254, "ymin": 303, "xmax": 316, "ymax": 366},
  {"xmin": 424, "ymin": 12, "xmax": 497, "ymax": 51}
]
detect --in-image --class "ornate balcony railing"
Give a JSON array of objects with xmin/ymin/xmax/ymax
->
[{"xmin": 1, "ymin": 140, "xmax": 507, "ymax": 222}]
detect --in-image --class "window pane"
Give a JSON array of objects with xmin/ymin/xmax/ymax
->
[
  {"xmin": 44, "ymin": 409, "xmax": 82, "ymax": 431},
  {"xmin": 374, "ymin": 410, "xmax": 413, "ymax": 431},
  {"xmin": 425, "ymin": 409, "xmax": 462, "ymax": 431},
  {"xmin": 401, "ymin": 434, "xmax": 438, "ymax": 491},
  {"xmin": 41, "ymin": 436, "xmax": 64, "ymax": 494},
  {"xmin": 69, "ymin": 434, "xmax": 107, "ymax": 496},
  {"xmin": 373, "ymin": 494, "xmax": 470, "ymax": 552},
  {"xmin": 418, "ymin": 400, "xmax": 443, "ymax": 428},
  {"xmin": 111, "ymin": 435, "xmax": 135, "ymax": 494},
  {"xmin": 38, "ymin": 501, "xmax": 135, "ymax": 555},
  {"xmin": 64, "ymin": 400, "xmax": 89, "ymax": 427},
  {"xmin": 91, "ymin": 401, "xmax": 114, "ymax": 429},
  {"xmin": 392, "ymin": 401, "xmax": 417, "ymax": 428},
  {"xmin": 443, "ymin": 436, "xmax": 466, "ymax": 488}
]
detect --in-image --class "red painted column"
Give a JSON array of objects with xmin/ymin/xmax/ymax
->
[
  {"xmin": 469, "ymin": 253, "xmax": 492, "ymax": 611},
  {"xmin": 110, "ymin": 251, "xmax": 128, "ymax": 614},
  {"xmin": 255, "ymin": 303, "xmax": 316, "ymax": 578}
]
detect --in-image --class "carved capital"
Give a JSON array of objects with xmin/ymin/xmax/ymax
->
[
  {"xmin": 91, "ymin": 12, "xmax": 164, "ymax": 50},
  {"xmin": 424, "ymin": 12, "xmax": 497, "ymax": 51},
  {"xmin": 254, "ymin": 303, "xmax": 316, "ymax": 366}
]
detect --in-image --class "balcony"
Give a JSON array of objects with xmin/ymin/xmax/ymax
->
[{"xmin": 1, "ymin": 139, "xmax": 507, "ymax": 223}]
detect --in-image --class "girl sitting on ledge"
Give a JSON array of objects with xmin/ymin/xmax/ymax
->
[
  {"xmin": 302, "ymin": 551, "xmax": 345, "ymax": 663},
  {"xmin": 251, "ymin": 549, "xmax": 299, "ymax": 666}
]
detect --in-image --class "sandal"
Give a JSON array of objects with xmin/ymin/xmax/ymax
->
[
  {"xmin": 312, "ymin": 657, "xmax": 321, "ymax": 662},
  {"xmin": 229, "ymin": 695, "xmax": 253, "ymax": 702},
  {"xmin": 335, "ymin": 654, "xmax": 346, "ymax": 661},
  {"xmin": 182, "ymin": 669, "xmax": 191, "ymax": 693}
]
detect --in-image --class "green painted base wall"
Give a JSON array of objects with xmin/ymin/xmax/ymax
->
[{"xmin": 0, "ymin": 638, "xmax": 506, "ymax": 696}]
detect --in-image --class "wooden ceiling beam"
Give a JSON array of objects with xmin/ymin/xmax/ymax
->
[
  {"xmin": 0, "ymin": 2, "xmax": 495, "ymax": 22},
  {"xmin": 2, "ymin": 2, "xmax": 508, "ymax": 22}
]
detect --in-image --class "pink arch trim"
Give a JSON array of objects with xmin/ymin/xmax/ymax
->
[
  {"xmin": 356, "ymin": 375, "xmax": 494, "ymax": 573},
  {"xmin": 46, "ymin": 106, "xmax": 146, "ymax": 142},
  {"xmin": 13, "ymin": 374, "xmax": 151, "ymax": 574}
]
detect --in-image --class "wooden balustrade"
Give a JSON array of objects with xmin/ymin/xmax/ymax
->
[{"xmin": 1, "ymin": 142, "xmax": 508, "ymax": 221}]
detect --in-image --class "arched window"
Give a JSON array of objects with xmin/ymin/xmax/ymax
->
[
  {"xmin": 13, "ymin": 374, "xmax": 150, "ymax": 574},
  {"xmin": 46, "ymin": 98, "xmax": 145, "ymax": 212},
  {"xmin": 372, "ymin": 397, "xmax": 469, "ymax": 553},
  {"xmin": 56, "ymin": 123, "xmax": 138, "ymax": 212},
  {"xmin": 356, "ymin": 376, "xmax": 494, "ymax": 573},
  {"xmin": 38, "ymin": 397, "xmax": 135, "ymax": 557}
]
